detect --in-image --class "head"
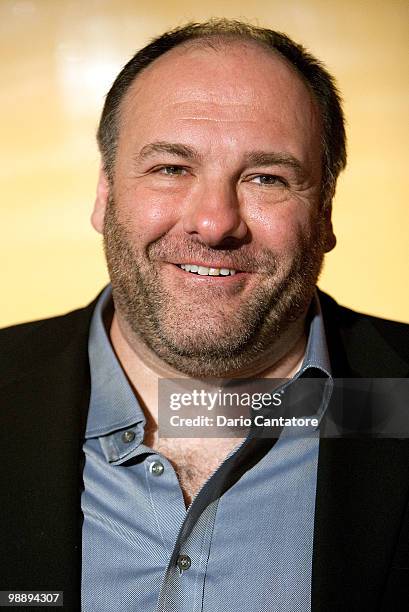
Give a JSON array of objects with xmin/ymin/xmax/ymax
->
[{"xmin": 92, "ymin": 19, "xmax": 346, "ymax": 376}]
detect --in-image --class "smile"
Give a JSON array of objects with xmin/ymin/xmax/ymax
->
[{"xmin": 176, "ymin": 264, "xmax": 238, "ymax": 276}]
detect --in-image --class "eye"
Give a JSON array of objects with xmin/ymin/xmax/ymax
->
[
  {"xmin": 250, "ymin": 174, "xmax": 288, "ymax": 187},
  {"xmin": 157, "ymin": 165, "xmax": 187, "ymax": 176}
]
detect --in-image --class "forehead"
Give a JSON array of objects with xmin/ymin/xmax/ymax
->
[{"xmin": 118, "ymin": 39, "xmax": 322, "ymax": 162}]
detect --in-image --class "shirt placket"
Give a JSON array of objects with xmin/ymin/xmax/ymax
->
[{"xmin": 155, "ymin": 498, "xmax": 220, "ymax": 612}]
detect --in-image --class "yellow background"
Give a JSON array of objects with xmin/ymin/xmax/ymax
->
[{"xmin": 1, "ymin": 0, "xmax": 408, "ymax": 327}]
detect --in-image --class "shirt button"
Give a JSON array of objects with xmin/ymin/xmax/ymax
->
[
  {"xmin": 177, "ymin": 554, "xmax": 191, "ymax": 572},
  {"xmin": 121, "ymin": 430, "xmax": 135, "ymax": 443},
  {"xmin": 150, "ymin": 461, "xmax": 164, "ymax": 476}
]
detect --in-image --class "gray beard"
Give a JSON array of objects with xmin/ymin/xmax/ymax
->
[{"xmin": 103, "ymin": 196, "xmax": 326, "ymax": 377}]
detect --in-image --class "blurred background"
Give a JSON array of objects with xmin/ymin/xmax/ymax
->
[{"xmin": 1, "ymin": 0, "xmax": 408, "ymax": 326}]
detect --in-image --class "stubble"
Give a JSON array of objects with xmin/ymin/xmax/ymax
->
[{"xmin": 103, "ymin": 194, "xmax": 326, "ymax": 376}]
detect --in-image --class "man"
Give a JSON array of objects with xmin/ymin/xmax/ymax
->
[{"xmin": 1, "ymin": 19, "xmax": 408, "ymax": 612}]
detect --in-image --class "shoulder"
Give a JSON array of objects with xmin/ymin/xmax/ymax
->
[
  {"xmin": 319, "ymin": 289, "xmax": 409, "ymax": 340},
  {"xmin": 0, "ymin": 298, "xmax": 98, "ymax": 387},
  {"xmin": 318, "ymin": 289, "xmax": 409, "ymax": 377}
]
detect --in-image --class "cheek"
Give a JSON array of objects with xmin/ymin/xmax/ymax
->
[
  {"xmin": 247, "ymin": 202, "xmax": 314, "ymax": 255},
  {"xmin": 114, "ymin": 184, "xmax": 181, "ymax": 244}
]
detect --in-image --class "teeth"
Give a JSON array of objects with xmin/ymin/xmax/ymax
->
[{"xmin": 177, "ymin": 264, "xmax": 238, "ymax": 276}]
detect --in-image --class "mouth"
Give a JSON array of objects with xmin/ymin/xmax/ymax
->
[{"xmin": 176, "ymin": 263, "xmax": 239, "ymax": 277}]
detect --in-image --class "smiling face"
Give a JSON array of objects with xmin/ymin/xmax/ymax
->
[{"xmin": 92, "ymin": 39, "xmax": 336, "ymax": 376}]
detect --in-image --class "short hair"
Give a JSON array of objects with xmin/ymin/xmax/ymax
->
[{"xmin": 97, "ymin": 19, "xmax": 346, "ymax": 205}]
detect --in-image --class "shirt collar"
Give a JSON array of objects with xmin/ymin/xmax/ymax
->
[
  {"xmin": 86, "ymin": 285, "xmax": 331, "ymax": 440},
  {"xmin": 86, "ymin": 285, "xmax": 145, "ymax": 438},
  {"xmin": 298, "ymin": 291, "xmax": 331, "ymax": 378}
]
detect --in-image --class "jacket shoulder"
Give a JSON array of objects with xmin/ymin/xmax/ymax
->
[
  {"xmin": 0, "ymin": 300, "xmax": 97, "ymax": 387},
  {"xmin": 318, "ymin": 290, "xmax": 409, "ymax": 377}
]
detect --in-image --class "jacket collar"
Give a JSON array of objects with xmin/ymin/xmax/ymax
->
[{"xmin": 318, "ymin": 289, "xmax": 409, "ymax": 378}]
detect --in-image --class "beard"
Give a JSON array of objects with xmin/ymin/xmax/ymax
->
[{"xmin": 103, "ymin": 194, "xmax": 326, "ymax": 377}]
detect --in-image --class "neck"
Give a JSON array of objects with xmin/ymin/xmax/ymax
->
[{"xmin": 109, "ymin": 310, "xmax": 309, "ymax": 424}]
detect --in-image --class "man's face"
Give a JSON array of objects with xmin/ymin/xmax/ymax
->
[{"xmin": 92, "ymin": 41, "xmax": 335, "ymax": 376}]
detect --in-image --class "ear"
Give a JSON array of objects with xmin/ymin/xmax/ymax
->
[
  {"xmin": 91, "ymin": 165, "xmax": 110, "ymax": 234},
  {"xmin": 322, "ymin": 202, "xmax": 337, "ymax": 253}
]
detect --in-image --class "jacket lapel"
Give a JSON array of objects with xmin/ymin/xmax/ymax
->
[
  {"xmin": 312, "ymin": 292, "xmax": 409, "ymax": 610},
  {"xmin": 0, "ymin": 303, "xmax": 94, "ymax": 610}
]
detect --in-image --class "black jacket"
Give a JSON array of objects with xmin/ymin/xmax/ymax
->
[{"xmin": 1, "ymin": 290, "xmax": 408, "ymax": 611}]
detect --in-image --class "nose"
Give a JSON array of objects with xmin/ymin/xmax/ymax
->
[{"xmin": 182, "ymin": 180, "xmax": 248, "ymax": 247}]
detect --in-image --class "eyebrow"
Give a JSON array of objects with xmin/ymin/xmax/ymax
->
[
  {"xmin": 244, "ymin": 151, "xmax": 305, "ymax": 178},
  {"xmin": 137, "ymin": 141, "xmax": 201, "ymax": 162},
  {"xmin": 136, "ymin": 141, "xmax": 305, "ymax": 177}
]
